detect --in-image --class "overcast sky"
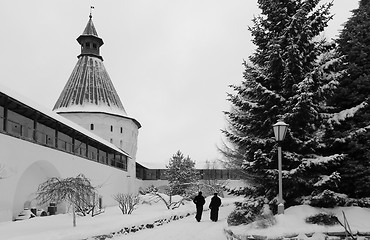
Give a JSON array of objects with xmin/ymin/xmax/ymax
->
[{"xmin": 0, "ymin": 0, "xmax": 359, "ymax": 168}]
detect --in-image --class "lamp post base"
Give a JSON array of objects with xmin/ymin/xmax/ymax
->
[{"xmin": 278, "ymin": 203, "xmax": 284, "ymax": 214}]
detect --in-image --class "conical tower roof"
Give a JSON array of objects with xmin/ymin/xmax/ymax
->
[
  {"xmin": 53, "ymin": 15, "xmax": 127, "ymax": 117},
  {"xmin": 82, "ymin": 15, "xmax": 99, "ymax": 36}
]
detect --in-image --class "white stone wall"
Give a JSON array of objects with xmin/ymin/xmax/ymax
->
[
  {"xmin": 58, "ymin": 112, "xmax": 139, "ymax": 178},
  {"xmin": 0, "ymin": 133, "xmax": 134, "ymax": 222},
  {"xmin": 135, "ymin": 179, "xmax": 170, "ymax": 190}
]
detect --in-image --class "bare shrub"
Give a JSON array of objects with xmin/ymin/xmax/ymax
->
[
  {"xmin": 36, "ymin": 174, "xmax": 98, "ymax": 227},
  {"xmin": 113, "ymin": 193, "xmax": 140, "ymax": 214},
  {"xmin": 143, "ymin": 185, "xmax": 187, "ymax": 210}
]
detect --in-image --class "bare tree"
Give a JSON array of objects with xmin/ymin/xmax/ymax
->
[
  {"xmin": 202, "ymin": 160, "xmax": 226, "ymax": 196},
  {"xmin": 113, "ymin": 193, "xmax": 140, "ymax": 214},
  {"xmin": 141, "ymin": 185, "xmax": 186, "ymax": 210},
  {"xmin": 36, "ymin": 174, "xmax": 97, "ymax": 227}
]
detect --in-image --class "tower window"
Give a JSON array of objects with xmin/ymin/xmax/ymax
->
[
  {"xmin": 99, "ymin": 196, "xmax": 103, "ymax": 209},
  {"xmin": 120, "ymin": 127, "xmax": 123, "ymax": 133},
  {"xmin": 90, "ymin": 124, "xmax": 94, "ymax": 130},
  {"xmin": 93, "ymin": 43, "xmax": 97, "ymax": 49},
  {"xmin": 110, "ymin": 125, "xmax": 113, "ymax": 132},
  {"xmin": 86, "ymin": 42, "xmax": 90, "ymax": 48}
]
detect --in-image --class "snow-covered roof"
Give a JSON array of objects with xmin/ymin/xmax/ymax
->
[
  {"xmin": 0, "ymin": 83, "xmax": 130, "ymax": 158},
  {"xmin": 52, "ymin": 14, "xmax": 139, "ymax": 127},
  {"xmin": 53, "ymin": 56, "xmax": 128, "ymax": 117},
  {"xmin": 137, "ymin": 160, "xmax": 226, "ymax": 170},
  {"xmin": 82, "ymin": 14, "xmax": 99, "ymax": 37}
]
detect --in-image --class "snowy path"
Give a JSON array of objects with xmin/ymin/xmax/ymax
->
[{"xmin": 112, "ymin": 204, "xmax": 234, "ymax": 240}]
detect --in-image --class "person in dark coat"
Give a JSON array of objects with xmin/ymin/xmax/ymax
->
[
  {"xmin": 209, "ymin": 193, "xmax": 222, "ymax": 222},
  {"xmin": 193, "ymin": 191, "xmax": 205, "ymax": 222}
]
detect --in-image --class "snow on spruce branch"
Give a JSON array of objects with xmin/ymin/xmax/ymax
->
[
  {"xmin": 290, "ymin": 154, "xmax": 345, "ymax": 175},
  {"xmin": 302, "ymin": 154, "xmax": 344, "ymax": 166},
  {"xmin": 313, "ymin": 171, "xmax": 340, "ymax": 188},
  {"xmin": 326, "ymin": 101, "xmax": 368, "ymax": 124},
  {"xmin": 334, "ymin": 124, "xmax": 370, "ymax": 144}
]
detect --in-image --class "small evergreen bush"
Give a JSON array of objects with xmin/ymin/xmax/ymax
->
[
  {"xmin": 227, "ymin": 209, "xmax": 249, "ymax": 226},
  {"xmin": 227, "ymin": 197, "xmax": 266, "ymax": 226},
  {"xmin": 305, "ymin": 212, "xmax": 339, "ymax": 226},
  {"xmin": 344, "ymin": 197, "xmax": 370, "ymax": 207},
  {"xmin": 309, "ymin": 190, "xmax": 347, "ymax": 208}
]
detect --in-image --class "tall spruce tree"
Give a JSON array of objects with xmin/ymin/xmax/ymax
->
[
  {"xmin": 221, "ymin": 0, "xmax": 344, "ymax": 207},
  {"xmin": 325, "ymin": 0, "xmax": 370, "ymax": 198}
]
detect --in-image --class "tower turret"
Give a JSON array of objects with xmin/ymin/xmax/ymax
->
[
  {"xmin": 77, "ymin": 14, "xmax": 104, "ymax": 60},
  {"xmin": 53, "ymin": 14, "xmax": 129, "ymax": 118},
  {"xmin": 53, "ymin": 14, "xmax": 140, "ymax": 172}
]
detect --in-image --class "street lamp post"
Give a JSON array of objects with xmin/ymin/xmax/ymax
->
[{"xmin": 273, "ymin": 121, "xmax": 288, "ymax": 214}]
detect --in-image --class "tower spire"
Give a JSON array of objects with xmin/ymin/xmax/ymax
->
[
  {"xmin": 53, "ymin": 13, "xmax": 128, "ymax": 117},
  {"xmin": 90, "ymin": 6, "xmax": 94, "ymax": 19}
]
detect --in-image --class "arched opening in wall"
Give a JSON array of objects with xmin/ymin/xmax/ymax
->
[
  {"xmin": 120, "ymin": 140, "xmax": 123, "ymax": 149},
  {"xmin": 12, "ymin": 161, "xmax": 64, "ymax": 221}
]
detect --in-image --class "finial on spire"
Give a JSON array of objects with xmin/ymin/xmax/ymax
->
[{"xmin": 89, "ymin": 6, "xmax": 94, "ymax": 19}]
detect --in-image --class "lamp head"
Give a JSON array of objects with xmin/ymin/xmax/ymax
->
[{"xmin": 273, "ymin": 121, "xmax": 288, "ymax": 141}]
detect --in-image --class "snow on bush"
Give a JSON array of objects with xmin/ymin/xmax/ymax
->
[
  {"xmin": 309, "ymin": 190, "xmax": 347, "ymax": 208},
  {"xmin": 227, "ymin": 197, "xmax": 273, "ymax": 226},
  {"xmin": 305, "ymin": 212, "xmax": 339, "ymax": 226}
]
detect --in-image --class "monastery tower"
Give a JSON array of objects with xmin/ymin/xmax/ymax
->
[{"xmin": 53, "ymin": 14, "xmax": 141, "ymax": 170}]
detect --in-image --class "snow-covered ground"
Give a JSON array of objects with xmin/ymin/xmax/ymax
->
[
  {"xmin": 1, "ymin": 194, "xmax": 370, "ymax": 240},
  {"xmin": 228, "ymin": 205, "xmax": 370, "ymax": 239},
  {"xmin": 0, "ymin": 194, "xmax": 242, "ymax": 240}
]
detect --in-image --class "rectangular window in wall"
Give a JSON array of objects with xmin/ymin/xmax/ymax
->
[
  {"xmin": 98, "ymin": 150, "xmax": 107, "ymax": 164},
  {"xmin": 99, "ymin": 196, "xmax": 103, "ymax": 209},
  {"xmin": 57, "ymin": 131, "xmax": 73, "ymax": 152},
  {"xmin": 74, "ymin": 139, "xmax": 87, "ymax": 157},
  {"xmin": 115, "ymin": 156, "xmax": 122, "ymax": 169},
  {"xmin": 160, "ymin": 169, "xmax": 167, "ymax": 180},
  {"xmin": 36, "ymin": 122, "xmax": 55, "ymax": 147},
  {"xmin": 122, "ymin": 155, "xmax": 127, "ymax": 171},
  {"xmin": 88, "ymin": 145, "xmax": 98, "ymax": 161},
  {"xmin": 0, "ymin": 106, "xmax": 3, "ymax": 131},
  {"xmin": 7, "ymin": 110, "xmax": 34, "ymax": 140},
  {"xmin": 108, "ymin": 153, "xmax": 115, "ymax": 166}
]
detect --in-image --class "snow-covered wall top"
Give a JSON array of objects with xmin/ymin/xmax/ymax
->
[{"xmin": 0, "ymin": 83, "xmax": 129, "ymax": 157}]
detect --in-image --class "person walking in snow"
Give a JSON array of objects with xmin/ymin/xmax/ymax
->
[
  {"xmin": 193, "ymin": 191, "xmax": 205, "ymax": 222},
  {"xmin": 209, "ymin": 193, "xmax": 222, "ymax": 222}
]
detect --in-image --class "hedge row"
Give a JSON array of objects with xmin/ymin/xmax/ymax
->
[{"xmin": 86, "ymin": 211, "xmax": 197, "ymax": 240}]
